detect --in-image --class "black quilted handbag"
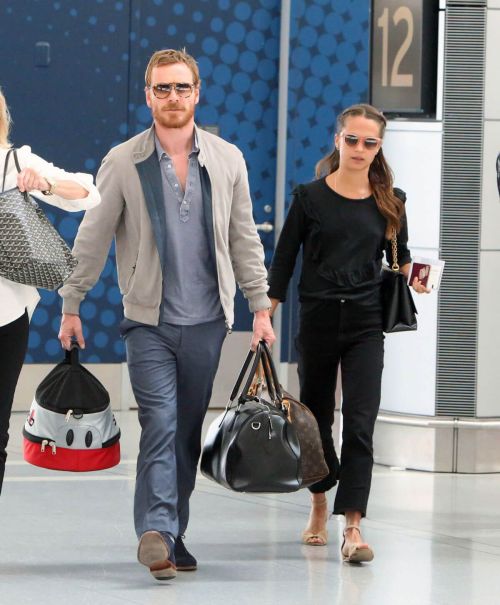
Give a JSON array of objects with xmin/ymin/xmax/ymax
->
[{"xmin": 0, "ymin": 149, "xmax": 77, "ymax": 290}]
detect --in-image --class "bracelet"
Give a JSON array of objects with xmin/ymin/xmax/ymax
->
[{"xmin": 41, "ymin": 177, "xmax": 56, "ymax": 195}]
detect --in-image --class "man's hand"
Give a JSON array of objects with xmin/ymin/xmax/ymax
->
[
  {"xmin": 251, "ymin": 309, "xmax": 275, "ymax": 351},
  {"xmin": 58, "ymin": 313, "xmax": 85, "ymax": 350}
]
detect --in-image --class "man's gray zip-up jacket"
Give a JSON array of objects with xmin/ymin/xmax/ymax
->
[{"xmin": 60, "ymin": 125, "xmax": 271, "ymax": 328}]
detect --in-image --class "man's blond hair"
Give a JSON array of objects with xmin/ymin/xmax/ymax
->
[
  {"xmin": 145, "ymin": 49, "xmax": 200, "ymax": 87},
  {"xmin": 0, "ymin": 87, "xmax": 12, "ymax": 148}
]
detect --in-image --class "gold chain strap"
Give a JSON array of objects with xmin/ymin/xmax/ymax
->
[{"xmin": 391, "ymin": 228, "xmax": 399, "ymax": 272}]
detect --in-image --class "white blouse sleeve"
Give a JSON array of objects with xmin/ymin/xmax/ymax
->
[{"xmin": 16, "ymin": 145, "xmax": 101, "ymax": 212}]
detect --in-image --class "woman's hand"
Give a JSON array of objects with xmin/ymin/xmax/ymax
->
[
  {"xmin": 17, "ymin": 169, "xmax": 90, "ymax": 199},
  {"xmin": 400, "ymin": 263, "xmax": 431, "ymax": 294},
  {"xmin": 269, "ymin": 298, "xmax": 280, "ymax": 317},
  {"xmin": 17, "ymin": 168, "xmax": 50, "ymax": 193},
  {"xmin": 410, "ymin": 277, "xmax": 431, "ymax": 294}
]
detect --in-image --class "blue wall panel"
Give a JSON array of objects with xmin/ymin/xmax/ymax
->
[
  {"xmin": 0, "ymin": 0, "xmax": 369, "ymax": 364},
  {"xmin": 1, "ymin": 0, "xmax": 280, "ymax": 361},
  {"xmin": 280, "ymin": 0, "xmax": 370, "ymax": 362},
  {"xmin": 0, "ymin": 0, "xmax": 131, "ymax": 363}
]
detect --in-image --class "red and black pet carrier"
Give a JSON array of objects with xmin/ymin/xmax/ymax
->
[{"xmin": 23, "ymin": 345, "xmax": 120, "ymax": 471}]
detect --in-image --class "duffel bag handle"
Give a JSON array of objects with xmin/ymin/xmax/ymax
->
[
  {"xmin": 65, "ymin": 342, "xmax": 80, "ymax": 366},
  {"xmin": 238, "ymin": 341, "xmax": 280, "ymax": 405},
  {"xmin": 226, "ymin": 342, "xmax": 275, "ymax": 407},
  {"xmin": 217, "ymin": 345, "xmax": 262, "ymax": 427},
  {"xmin": 228, "ymin": 345, "xmax": 260, "ymax": 404},
  {"xmin": 260, "ymin": 341, "xmax": 284, "ymax": 402}
]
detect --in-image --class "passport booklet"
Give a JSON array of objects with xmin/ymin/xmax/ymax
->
[{"xmin": 407, "ymin": 256, "xmax": 445, "ymax": 291}]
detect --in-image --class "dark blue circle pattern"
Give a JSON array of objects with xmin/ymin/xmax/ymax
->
[
  {"xmin": 286, "ymin": 0, "xmax": 370, "ymax": 198},
  {"xmin": 281, "ymin": 0, "xmax": 369, "ymax": 364},
  {"xmin": 3, "ymin": 0, "xmax": 369, "ymax": 363}
]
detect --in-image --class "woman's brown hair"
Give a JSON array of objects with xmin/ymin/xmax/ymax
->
[{"xmin": 315, "ymin": 103, "xmax": 404, "ymax": 238}]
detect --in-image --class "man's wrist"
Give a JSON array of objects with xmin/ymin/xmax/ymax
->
[{"xmin": 254, "ymin": 308, "xmax": 271, "ymax": 316}]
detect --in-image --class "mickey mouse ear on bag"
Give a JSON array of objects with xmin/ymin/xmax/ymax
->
[{"xmin": 23, "ymin": 344, "xmax": 120, "ymax": 472}]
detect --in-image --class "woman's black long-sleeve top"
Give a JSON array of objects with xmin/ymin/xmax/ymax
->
[{"xmin": 267, "ymin": 178, "xmax": 412, "ymax": 306}]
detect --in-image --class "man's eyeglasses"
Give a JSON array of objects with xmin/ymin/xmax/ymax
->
[
  {"xmin": 150, "ymin": 82, "xmax": 195, "ymax": 99},
  {"xmin": 341, "ymin": 133, "xmax": 382, "ymax": 150}
]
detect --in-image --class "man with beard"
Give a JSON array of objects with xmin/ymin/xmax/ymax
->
[{"xmin": 58, "ymin": 49, "xmax": 275, "ymax": 581}]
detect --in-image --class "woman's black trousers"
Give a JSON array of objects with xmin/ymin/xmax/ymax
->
[{"xmin": 296, "ymin": 298, "xmax": 384, "ymax": 516}]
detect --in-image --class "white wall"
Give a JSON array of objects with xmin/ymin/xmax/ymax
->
[
  {"xmin": 380, "ymin": 121, "xmax": 443, "ymax": 415},
  {"xmin": 477, "ymin": 5, "xmax": 500, "ymax": 417},
  {"xmin": 484, "ymin": 8, "xmax": 500, "ymax": 122}
]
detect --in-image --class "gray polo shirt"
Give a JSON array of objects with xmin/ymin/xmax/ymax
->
[{"xmin": 155, "ymin": 133, "xmax": 223, "ymax": 325}]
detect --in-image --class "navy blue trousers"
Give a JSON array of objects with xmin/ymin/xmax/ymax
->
[
  {"xmin": 296, "ymin": 298, "xmax": 384, "ymax": 516},
  {"xmin": 122, "ymin": 317, "xmax": 226, "ymax": 539}
]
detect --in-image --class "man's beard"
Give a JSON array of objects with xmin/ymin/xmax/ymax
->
[{"xmin": 153, "ymin": 105, "xmax": 194, "ymax": 129}]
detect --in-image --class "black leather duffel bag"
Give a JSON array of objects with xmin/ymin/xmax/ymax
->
[
  {"xmin": 200, "ymin": 342, "xmax": 302, "ymax": 493},
  {"xmin": 201, "ymin": 341, "xmax": 328, "ymax": 492}
]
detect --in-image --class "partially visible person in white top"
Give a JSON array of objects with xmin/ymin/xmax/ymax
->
[{"xmin": 0, "ymin": 87, "xmax": 100, "ymax": 493}]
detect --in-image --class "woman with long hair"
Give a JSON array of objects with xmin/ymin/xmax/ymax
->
[
  {"xmin": 0, "ymin": 87, "xmax": 100, "ymax": 493},
  {"xmin": 268, "ymin": 103, "xmax": 428, "ymax": 562}
]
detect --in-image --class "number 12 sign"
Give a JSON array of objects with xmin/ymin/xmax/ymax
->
[{"xmin": 370, "ymin": 0, "xmax": 439, "ymax": 116}]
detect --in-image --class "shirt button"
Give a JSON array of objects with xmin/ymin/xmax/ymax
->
[{"xmin": 174, "ymin": 184, "xmax": 178, "ymax": 188}]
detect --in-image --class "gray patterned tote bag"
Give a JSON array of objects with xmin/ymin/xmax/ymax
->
[{"xmin": 0, "ymin": 149, "xmax": 77, "ymax": 290}]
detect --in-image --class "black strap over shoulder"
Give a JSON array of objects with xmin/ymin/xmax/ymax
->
[
  {"xmin": 2, "ymin": 148, "xmax": 14, "ymax": 193},
  {"xmin": 2, "ymin": 148, "xmax": 22, "ymax": 193},
  {"xmin": 12, "ymin": 148, "xmax": 21, "ymax": 172}
]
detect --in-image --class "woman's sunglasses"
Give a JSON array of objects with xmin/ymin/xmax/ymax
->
[{"xmin": 341, "ymin": 133, "xmax": 382, "ymax": 150}]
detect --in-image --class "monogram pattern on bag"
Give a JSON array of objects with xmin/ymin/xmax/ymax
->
[
  {"xmin": 258, "ymin": 380, "xmax": 328, "ymax": 487},
  {"xmin": 0, "ymin": 187, "xmax": 77, "ymax": 290},
  {"xmin": 251, "ymin": 351, "xmax": 329, "ymax": 488},
  {"xmin": 282, "ymin": 391, "xmax": 329, "ymax": 486}
]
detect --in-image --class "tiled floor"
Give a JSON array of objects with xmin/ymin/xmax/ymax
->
[{"xmin": 1, "ymin": 410, "xmax": 500, "ymax": 605}]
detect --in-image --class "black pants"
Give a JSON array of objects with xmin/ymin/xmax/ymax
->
[
  {"xmin": 296, "ymin": 298, "xmax": 384, "ymax": 516},
  {"xmin": 0, "ymin": 311, "xmax": 29, "ymax": 494}
]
